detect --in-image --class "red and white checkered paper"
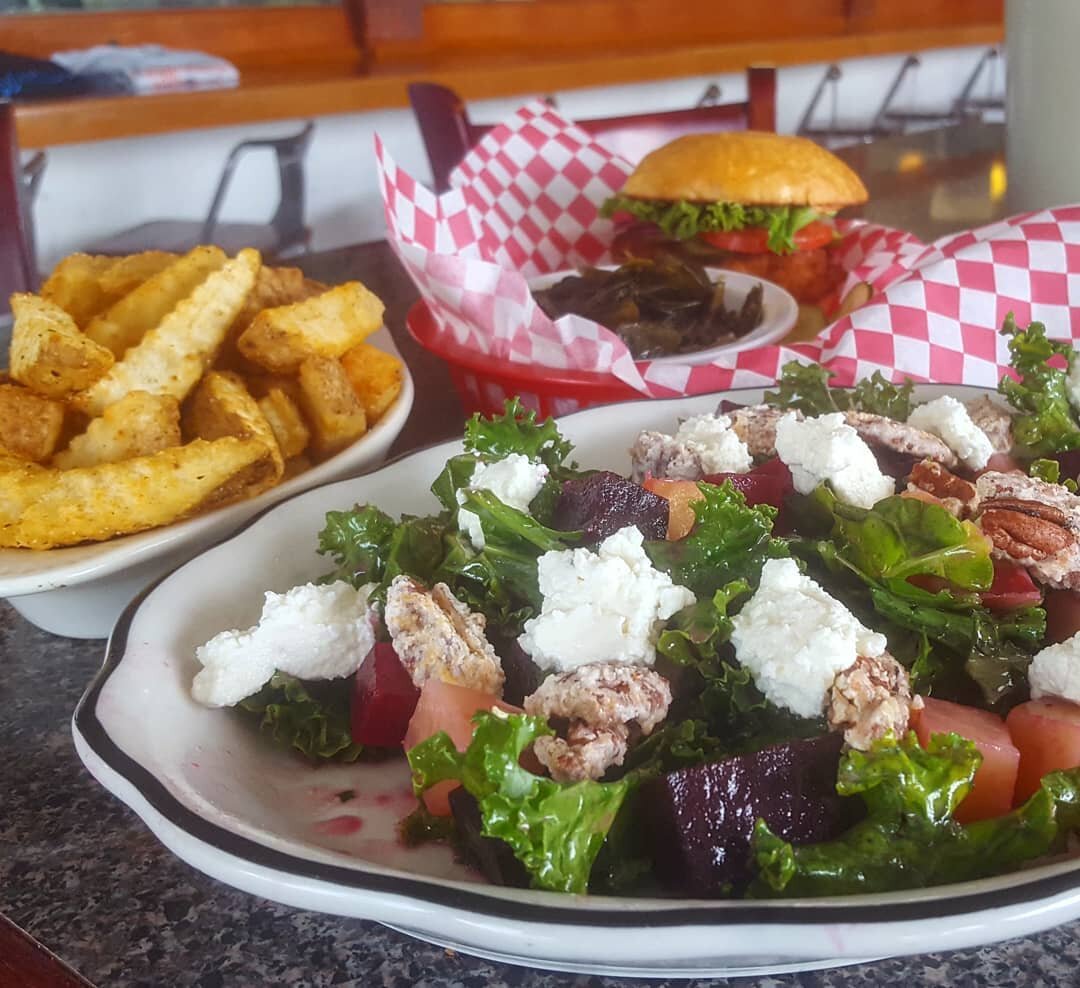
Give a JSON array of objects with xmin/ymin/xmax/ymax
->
[{"xmin": 376, "ymin": 101, "xmax": 1080, "ymax": 401}]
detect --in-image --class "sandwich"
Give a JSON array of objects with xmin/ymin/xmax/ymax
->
[{"xmin": 601, "ymin": 131, "xmax": 868, "ymax": 311}]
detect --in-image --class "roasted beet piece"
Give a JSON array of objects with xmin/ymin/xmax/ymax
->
[
  {"xmin": 553, "ymin": 470, "xmax": 668, "ymax": 542},
  {"xmin": 641, "ymin": 734, "xmax": 857, "ymax": 895},
  {"xmin": 490, "ymin": 634, "xmax": 544, "ymax": 707},
  {"xmin": 350, "ymin": 643, "xmax": 420, "ymax": 747},
  {"xmin": 449, "ymin": 787, "xmax": 530, "ymax": 888},
  {"xmin": 705, "ymin": 458, "xmax": 796, "ymax": 532}
]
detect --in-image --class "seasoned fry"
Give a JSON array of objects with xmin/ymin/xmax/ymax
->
[
  {"xmin": 9, "ymin": 294, "xmax": 115, "ymax": 399},
  {"xmin": 96, "ymin": 251, "xmax": 178, "ymax": 300},
  {"xmin": 281, "ymin": 453, "xmax": 313, "ymax": 481},
  {"xmin": 257, "ymin": 387, "xmax": 310, "ymax": 460},
  {"xmin": 0, "ymin": 436, "xmax": 279, "ymax": 549},
  {"xmin": 340, "ymin": 342, "xmax": 404, "ymax": 423},
  {"xmin": 72, "ymin": 248, "xmax": 261, "ymax": 417},
  {"xmin": 297, "ymin": 355, "xmax": 367, "ymax": 457},
  {"xmin": 0, "ymin": 446, "xmax": 42, "ymax": 472},
  {"xmin": 182, "ymin": 371, "xmax": 283, "ymax": 492},
  {"xmin": 0, "ymin": 384, "xmax": 65, "ymax": 462},
  {"xmin": 39, "ymin": 254, "xmax": 116, "ymax": 327},
  {"xmin": 53, "ymin": 391, "xmax": 181, "ymax": 470},
  {"xmin": 84, "ymin": 246, "xmax": 227, "ymax": 357},
  {"xmin": 238, "ymin": 282, "xmax": 384, "ymax": 373}
]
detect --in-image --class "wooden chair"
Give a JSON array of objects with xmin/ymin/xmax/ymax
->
[
  {"xmin": 86, "ymin": 121, "xmax": 315, "ymax": 259},
  {"xmin": 1, "ymin": 101, "xmax": 36, "ymax": 313},
  {"xmin": 409, "ymin": 67, "xmax": 777, "ymax": 194}
]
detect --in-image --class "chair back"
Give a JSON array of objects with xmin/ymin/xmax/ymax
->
[
  {"xmin": 0, "ymin": 101, "xmax": 35, "ymax": 309},
  {"xmin": 409, "ymin": 67, "xmax": 776, "ymax": 193}
]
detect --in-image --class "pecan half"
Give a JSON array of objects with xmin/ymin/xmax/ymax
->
[
  {"xmin": 727, "ymin": 404, "xmax": 793, "ymax": 459},
  {"xmin": 827, "ymin": 652, "xmax": 922, "ymax": 751},
  {"xmin": 978, "ymin": 508, "xmax": 1075, "ymax": 561},
  {"xmin": 385, "ymin": 575, "xmax": 504, "ymax": 695},
  {"xmin": 907, "ymin": 459, "xmax": 978, "ymax": 516},
  {"xmin": 844, "ymin": 411, "xmax": 959, "ymax": 470}
]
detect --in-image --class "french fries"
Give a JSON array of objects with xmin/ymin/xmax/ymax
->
[
  {"xmin": 0, "ymin": 384, "xmax": 65, "ymax": 462},
  {"xmin": 238, "ymin": 281, "xmax": 384, "ymax": 372},
  {"xmin": 2, "ymin": 246, "xmax": 403, "ymax": 550},
  {"xmin": 85, "ymin": 246, "xmax": 227, "ymax": 357},
  {"xmin": 73, "ymin": 248, "xmax": 261, "ymax": 416},
  {"xmin": 52, "ymin": 391, "xmax": 181, "ymax": 470},
  {"xmin": 9, "ymin": 294, "xmax": 115, "ymax": 398}
]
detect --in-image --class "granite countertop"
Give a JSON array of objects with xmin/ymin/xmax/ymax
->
[{"xmin": 3, "ymin": 599, "xmax": 1080, "ymax": 987}]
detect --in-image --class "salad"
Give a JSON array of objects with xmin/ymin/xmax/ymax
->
[{"xmin": 193, "ymin": 314, "xmax": 1080, "ymax": 899}]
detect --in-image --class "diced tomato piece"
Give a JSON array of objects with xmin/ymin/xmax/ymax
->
[
  {"xmin": 980, "ymin": 560, "xmax": 1042, "ymax": 612},
  {"xmin": 913, "ymin": 697, "xmax": 1019, "ymax": 822},
  {"xmin": 642, "ymin": 477, "xmax": 703, "ymax": 540},
  {"xmin": 350, "ymin": 643, "xmax": 420, "ymax": 748},
  {"xmin": 1007, "ymin": 697, "xmax": 1080, "ymax": 803},
  {"xmin": 698, "ymin": 220, "xmax": 836, "ymax": 255},
  {"xmin": 404, "ymin": 680, "xmax": 521, "ymax": 815},
  {"xmin": 1044, "ymin": 590, "xmax": 1080, "ymax": 644}
]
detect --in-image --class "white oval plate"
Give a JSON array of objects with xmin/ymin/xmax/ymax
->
[
  {"xmin": 73, "ymin": 385, "xmax": 1080, "ymax": 977},
  {"xmin": 0, "ymin": 327, "xmax": 413, "ymax": 638},
  {"xmin": 530, "ymin": 267, "xmax": 799, "ymax": 365}
]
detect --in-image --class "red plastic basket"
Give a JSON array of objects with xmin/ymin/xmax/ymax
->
[{"xmin": 406, "ymin": 300, "xmax": 642, "ymax": 418}]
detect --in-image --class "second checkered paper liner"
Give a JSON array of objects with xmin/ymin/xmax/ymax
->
[{"xmin": 376, "ymin": 101, "xmax": 1080, "ymax": 403}]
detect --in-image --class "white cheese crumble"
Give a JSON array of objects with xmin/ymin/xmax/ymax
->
[
  {"xmin": 191, "ymin": 581, "xmax": 376, "ymax": 708},
  {"xmin": 774, "ymin": 412, "xmax": 895, "ymax": 509},
  {"xmin": 907, "ymin": 396, "xmax": 993, "ymax": 472},
  {"xmin": 730, "ymin": 558, "xmax": 888, "ymax": 719},
  {"xmin": 456, "ymin": 453, "xmax": 549, "ymax": 550},
  {"xmin": 1029, "ymin": 632, "xmax": 1080, "ymax": 704},
  {"xmin": 517, "ymin": 525, "xmax": 696, "ymax": 672},
  {"xmin": 673, "ymin": 413, "xmax": 753, "ymax": 474}
]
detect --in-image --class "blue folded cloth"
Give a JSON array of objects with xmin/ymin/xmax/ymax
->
[{"xmin": 0, "ymin": 50, "xmax": 128, "ymax": 100}]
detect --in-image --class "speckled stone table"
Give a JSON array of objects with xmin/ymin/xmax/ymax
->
[{"xmin": 4, "ymin": 600, "xmax": 1080, "ymax": 988}]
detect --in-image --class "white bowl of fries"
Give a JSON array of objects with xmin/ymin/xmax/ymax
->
[{"xmin": 0, "ymin": 248, "xmax": 414, "ymax": 639}]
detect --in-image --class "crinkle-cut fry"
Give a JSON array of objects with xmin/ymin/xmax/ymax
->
[
  {"xmin": 96, "ymin": 251, "xmax": 178, "ymax": 300},
  {"xmin": 340, "ymin": 342, "xmax": 404, "ymax": 423},
  {"xmin": 0, "ymin": 436, "xmax": 275, "ymax": 550},
  {"xmin": 52, "ymin": 391, "xmax": 181, "ymax": 470},
  {"xmin": 9, "ymin": 294, "xmax": 115, "ymax": 399},
  {"xmin": 297, "ymin": 356, "xmax": 367, "ymax": 457},
  {"xmin": 182, "ymin": 371, "xmax": 283, "ymax": 491},
  {"xmin": 39, "ymin": 253, "xmax": 116, "ymax": 327},
  {"xmin": 237, "ymin": 281, "xmax": 384, "ymax": 373},
  {"xmin": 71, "ymin": 248, "xmax": 261, "ymax": 418},
  {"xmin": 0, "ymin": 383, "xmax": 65, "ymax": 463},
  {"xmin": 84, "ymin": 246, "xmax": 227, "ymax": 358},
  {"xmin": 257, "ymin": 387, "xmax": 310, "ymax": 460}
]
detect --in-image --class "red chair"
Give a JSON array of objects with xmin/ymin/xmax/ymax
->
[
  {"xmin": 1, "ymin": 101, "xmax": 36, "ymax": 312},
  {"xmin": 409, "ymin": 68, "xmax": 777, "ymax": 194}
]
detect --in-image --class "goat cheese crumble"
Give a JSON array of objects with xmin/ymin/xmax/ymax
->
[
  {"xmin": 774, "ymin": 412, "xmax": 895, "ymax": 509},
  {"xmin": 730, "ymin": 558, "xmax": 888, "ymax": 718},
  {"xmin": 457, "ymin": 453, "xmax": 549, "ymax": 550},
  {"xmin": 518, "ymin": 525, "xmax": 696, "ymax": 672},
  {"xmin": 1029, "ymin": 632, "xmax": 1080, "ymax": 704},
  {"xmin": 672, "ymin": 413, "xmax": 753, "ymax": 474},
  {"xmin": 191, "ymin": 581, "xmax": 376, "ymax": 707},
  {"xmin": 907, "ymin": 396, "xmax": 993, "ymax": 471}
]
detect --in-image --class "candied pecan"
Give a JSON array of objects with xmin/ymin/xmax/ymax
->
[
  {"xmin": 907, "ymin": 459, "xmax": 978, "ymax": 517},
  {"xmin": 978, "ymin": 509, "xmax": 1075, "ymax": 561},
  {"xmin": 523, "ymin": 662, "xmax": 672, "ymax": 782},
  {"xmin": 727, "ymin": 404, "xmax": 794, "ymax": 459},
  {"xmin": 384, "ymin": 575, "xmax": 504, "ymax": 695},
  {"xmin": 844, "ymin": 411, "xmax": 959, "ymax": 469},
  {"xmin": 827, "ymin": 652, "xmax": 922, "ymax": 751},
  {"xmin": 965, "ymin": 396, "xmax": 1014, "ymax": 456}
]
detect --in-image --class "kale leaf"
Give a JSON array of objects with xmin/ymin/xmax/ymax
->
[
  {"xmin": 998, "ymin": 313, "xmax": 1080, "ymax": 456},
  {"xmin": 317, "ymin": 504, "xmax": 396, "ymax": 586},
  {"xmin": 764, "ymin": 362, "xmax": 915, "ymax": 419},
  {"xmin": 407, "ymin": 711, "xmax": 629, "ymax": 893},
  {"xmin": 752, "ymin": 733, "xmax": 1080, "ymax": 896},
  {"xmin": 463, "ymin": 397, "xmax": 574, "ymax": 473},
  {"xmin": 239, "ymin": 673, "xmax": 364, "ymax": 762}
]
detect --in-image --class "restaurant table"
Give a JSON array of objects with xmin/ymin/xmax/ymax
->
[{"xmin": 6, "ymin": 121, "xmax": 1079, "ymax": 988}]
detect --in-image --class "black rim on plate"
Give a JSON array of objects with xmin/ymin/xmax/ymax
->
[{"xmin": 73, "ymin": 387, "xmax": 1080, "ymax": 930}]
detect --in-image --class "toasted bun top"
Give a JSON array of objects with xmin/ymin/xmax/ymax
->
[{"xmin": 622, "ymin": 131, "xmax": 868, "ymax": 209}]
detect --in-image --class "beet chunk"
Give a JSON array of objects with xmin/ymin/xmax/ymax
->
[
  {"xmin": 641, "ymin": 734, "xmax": 857, "ymax": 895},
  {"xmin": 350, "ymin": 643, "xmax": 420, "ymax": 747},
  {"xmin": 553, "ymin": 470, "xmax": 668, "ymax": 542},
  {"xmin": 449, "ymin": 787, "xmax": 530, "ymax": 888}
]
